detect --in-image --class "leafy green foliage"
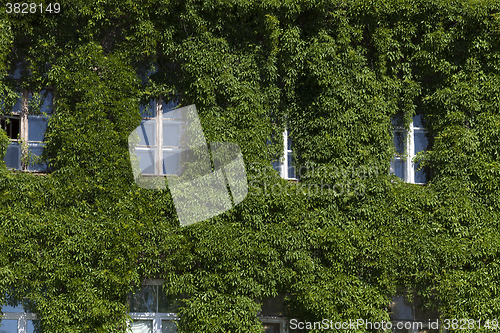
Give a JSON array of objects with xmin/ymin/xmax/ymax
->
[{"xmin": 1, "ymin": 0, "xmax": 500, "ymax": 332}]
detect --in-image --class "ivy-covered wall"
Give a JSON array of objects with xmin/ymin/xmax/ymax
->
[{"xmin": 1, "ymin": 0, "xmax": 500, "ymax": 332}]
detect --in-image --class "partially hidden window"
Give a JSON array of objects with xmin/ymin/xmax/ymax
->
[
  {"xmin": 258, "ymin": 295, "xmax": 288, "ymax": 333},
  {"xmin": 136, "ymin": 98, "xmax": 182, "ymax": 176},
  {"xmin": 390, "ymin": 114, "xmax": 429, "ymax": 184},
  {"xmin": 272, "ymin": 129, "xmax": 297, "ymax": 180},
  {"xmin": 128, "ymin": 280, "xmax": 181, "ymax": 333},
  {"xmin": 1, "ymin": 89, "xmax": 52, "ymax": 172},
  {"xmin": 0, "ymin": 301, "xmax": 40, "ymax": 332}
]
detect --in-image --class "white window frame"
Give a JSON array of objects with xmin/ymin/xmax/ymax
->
[
  {"xmin": 128, "ymin": 279, "xmax": 179, "ymax": 333},
  {"xmin": 1, "ymin": 304, "xmax": 38, "ymax": 333},
  {"xmin": 260, "ymin": 316, "xmax": 288, "ymax": 333},
  {"xmin": 274, "ymin": 129, "xmax": 297, "ymax": 180},
  {"xmin": 137, "ymin": 98, "xmax": 182, "ymax": 176},
  {"xmin": 1, "ymin": 89, "xmax": 52, "ymax": 172},
  {"xmin": 390, "ymin": 116, "xmax": 428, "ymax": 184}
]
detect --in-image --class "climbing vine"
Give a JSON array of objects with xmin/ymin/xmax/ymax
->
[{"xmin": 1, "ymin": 0, "xmax": 500, "ymax": 332}]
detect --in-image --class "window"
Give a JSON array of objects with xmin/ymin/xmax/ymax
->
[
  {"xmin": 0, "ymin": 302, "xmax": 39, "ymax": 333},
  {"xmin": 390, "ymin": 114, "xmax": 429, "ymax": 184},
  {"xmin": 390, "ymin": 295, "xmax": 444, "ymax": 333},
  {"xmin": 1, "ymin": 89, "xmax": 53, "ymax": 172},
  {"xmin": 258, "ymin": 295, "xmax": 287, "ymax": 333},
  {"xmin": 272, "ymin": 130, "xmax": 297, "ymax": 180},
  {"xmin": 128, "ymin": 280, "xmax": 180, "ymax": 333},
  {"xmin": 136, "ymin": 99, "xmax": 182, "ymax": 176}
]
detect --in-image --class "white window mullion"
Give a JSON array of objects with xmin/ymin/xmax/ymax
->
[
  {"xmin": 18, "ymin": 313, "xmax": 27, "ymax": 333},
  {"xmin": 407, "ymin": 121, "xmax": 415, "ymax": 183},
  {"xmin": 156, "ymin": 98, "xmax": 163, "ymax": 175},
  {"xmin": 21, "ymin": 89, "xmax": 29, "ymax": 171},
  {"xmin": 282, "ymin": 130, "xmax": 288, "ymax": 179}
]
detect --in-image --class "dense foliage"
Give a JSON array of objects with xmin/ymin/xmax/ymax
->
[{"xmin": 1, "ymin": 0, "xmax": 500, "ymax": 332}]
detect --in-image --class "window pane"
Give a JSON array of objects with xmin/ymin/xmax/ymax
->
[
  {"xmin": 4, "ymin": 143, "xmax": 21, "ymax": 170},
  {"xmin": 287, "ymin": 152, "xmax": 295, "ymax": 179},
  {"xmin": 158, "ymin": 292, "xmax": 185, "ymax": 313},
  {"xmin": 390, "ymin": 159, "xmax": 405, "ymax": 180},
  {"xmin": 40, "ymin": 90, "xmax": 53, "ymax": 114},
  {"xmin": 161, "ymin": 320, "xmax": 177, "ymax": 333},
  {"xmin": 11, "ymin": 92, "xmax": 23, "ymax": 113},
  {"xmin": 28, "ymin": 115, "xmax": 49, "ymax": 142},
  {"xmin": 414, "ymin": 166, "xmax": 428, "ymax": 184},
  {"xmin": 138, "ymin": 120, "xmax": 156, "ymax": 146},
  {"xmin": 140, "ymin": 100, "xmax": 156, "ymax": 118},
  {"xmin": 1, "ymin": 117, "xmax": 20, "ymax": 140},
  {"xmin": 272, "ymin": 160, "xmax": 281, "ymax": 174},
  {"xmin": 136, "ymin": 149, "xmax": 156, "ymax": 174},
  {"xmin": 163, "ymin": 122, "xmax": 180, "ymax": 147},
  {"xmin": 27, "ymin": 143, "xmax": 48, "ymax": 171},
  {"xmin": 27, "ymin": 320, "xmax": 42, "ymax": 333},
  {"xmin": 0, "ymin": 319, "xmax": 17, "ymax": 333},
  {"xmin": 129, "ymin": 285, "xmax": 157, "ymax": 312},
  {"xmin": 263, "ymin": 322, "xmax": 280, "ymax": 333},
  {"xmin": 414, "ymin": 131, "xmax": 428, "ymax": 154},
  {"xmin": 393, "ymin": 131, "xmax": 405, "ymax": 155},
  {"xmin": 287, "ymin": 135, "xmax": 292, "ymax": 151},
  {"xmin": 162, "ymin": 100, "xmax": 182, "ymax": 120},
  {"xmin": 130, "ymin": 320, "xmax": 153, "ymax": 333},
  {"xmin": 1, "ymin": 304, "xmax": 24, "ymax": 312},
  {"xmin": 162, "ymin": 149, "xmax": 181, "ymax": 175},
  {"xmin": 392, "ymin": 113, "xmax": 404, "ymax": 128},
  {"xmin": 413, "ymin": 114, "xmax": 424, "ymax": 128}
]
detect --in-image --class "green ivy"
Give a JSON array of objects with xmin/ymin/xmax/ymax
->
[{"xmin": 1, "ymin": 0, "xmax": 500, "ymax": 332}]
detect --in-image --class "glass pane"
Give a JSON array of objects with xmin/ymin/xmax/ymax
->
[
  {"xmin": 393, "ymin": 131, "xmax": 405, "ymax": 155},
  {"xmin": 413, "ymin": 114, "xmax": 424, "ymax": 128},
  {"xmin": 414, "ymin": 131, "xmax": 428, "ymax": 154},
  {"xmin": 158, "ymin": 292, "xmax": 185, "ymax": 313},
  {"xmin": 136, "ymin": 149, "xmax": 156, "ymax": 175},
  {"xmin": 28, "ymin": 320, "xmax": 42, "ymax": 333},
  {"xmin": 162, "ymin": 122, "xmax": 180, "ymax": 147},
  {"xmin": 11, "ymin": 92, "xmax": 23, "ymax": 112},
  {"xmin": 1, "ymin": 117, "xmax": 20, "ymax": 140},
  {"xmin": 162, "ymin": 100, "xmax": 182, "ymax": 120},
  {"xmin": 1, "ymin": 304, "xmax": 24, "ymax": 312},
  {"xmin": 287, "ymin": 134, "xmax": 292, "ymax": 151},
  {"xmin": 130, "ymin": 320, "xmax": 153, "ymax": 333},
  {"xmin": 162, "ymin": 149, "xmax": 181, "ymax": 175},
  {"xmin": 392, "ymin": 113, "xmax": 404, "ymax": 128},
  {"xmin": 138, "ymin": 120, "xmax": 156, "ymax": 146},
  {"xmin": 129, "ymin": 285, "xmax": 157, "ymax": 313},
  {"xmin": 263, "ymin": 322, "xmax": 280, "ymax": 333},
  {"xmin": 4, "ymin": 143, "xmax": 21, "ymax": 170},
  {"xmin": 11, "ymin": 64, "xmax": 21, "ymax": 80},
  {"xmin": 414, "ymin": 166, "xmax": 428, "ymax": 184},
  {"xmin": 0, "ymin": 319, "xmax": 17, "ymax": 333},
  {"xmin": 27, "ymin": 143, "xmax": 48, "ymax": 171},
  {"xmin": 272, "ymin": 160, "xmax": 281, "ymax": 174},
  {"xmin": 161, "ymin": 320, "xmax": 177, "ymax": 333},
  {"xmin": 140, "ymin": 100, "xmax": 156, "ymax": 118},
  {"xmin": 28, "ymin": 115, "xmax": 49, "ymax": 142},
  {"xmin": 40, "ymin": 90, "xmax": 53, "ymax": 114},
  {"xmin": 390, "ymin": 159, "xmax": 405, "ymax": 180},
  {"xmin": 287, "ymin": 152, "xmax": 295, "ymax": 179}
]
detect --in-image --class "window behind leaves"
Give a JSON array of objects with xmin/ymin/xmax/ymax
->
[
  {"xmin": 1, "ymin": 89, "xmax": 52, "ymax": 172},
  {"xmin": 128, "ymin": 280, "xmax": 181, "ymax": 333},
  {"xmin": 272, "ymin": 129, "xmax": 297, "ymax": 180},
  {"xmin": 136, "ymin": 99, "xmax": 183, "ymax": 176},
  {"xmin": 390, "ymin": 114, "xmax": 429, "ymax": 184}
]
